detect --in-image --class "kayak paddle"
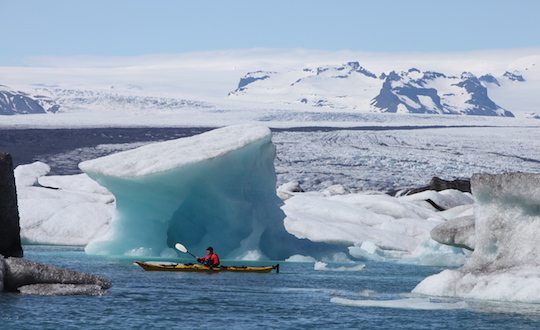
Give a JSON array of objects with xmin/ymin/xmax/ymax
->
[{"xmin": 175, "ymin": 243, "xmax": 197, "ymax": 259}]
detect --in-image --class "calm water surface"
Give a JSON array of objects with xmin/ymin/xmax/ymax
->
[{"xmin": 2, "ymin": 246, "xmax": 540, "ymax": 329}]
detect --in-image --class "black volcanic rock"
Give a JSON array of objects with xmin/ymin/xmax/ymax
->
[
  {"xmin": 3, "ymin": 257, "xmax": 112, "ymax": 293},
  {"xmin": 407, "ymin": 177, "xmax": 471, "ymax": 195},
  {"xmin": 0, "ymin": 153, "xmax": 23, "ymax": 258}
]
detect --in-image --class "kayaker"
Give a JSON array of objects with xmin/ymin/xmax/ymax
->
[{"xmin": 197, "ymin": 247, "xmax": 220, "ymax": 267}]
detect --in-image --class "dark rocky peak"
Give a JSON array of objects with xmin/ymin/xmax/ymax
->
[
  {"xmin": 479, "ymin": 74, "xmax": 500, "ymax": 86},
  {"xmin": 503, "ymin": 71, "xmax": 525, "ymax": 82},
  {"xmin": 344, "ymin": 61, "xmax": 377, "ymax": 78},
  {"xmin": 236, "ymin": 71, "xmax": 272, "ymax": 91},
  {"xmin": 460, "ymin": 72, "xmax": 480, "ymax": 82},
  {"xmin": 452, "ymin": 73, "xmax": 513, "ymax": 117},
  {"xmin": 371, "ymin": 71, "xmax": 445, "ymax": 114},
  {"xmin": 422, "ymin": 71, "xmax": 447, "ymax": 81},
  {"xmin": 386, "ymin": 71, "xmax": 402, "ymax": 82},
  {"xmin": 316, "ymin": 67, "xmax": 329, "ymax": 75}
]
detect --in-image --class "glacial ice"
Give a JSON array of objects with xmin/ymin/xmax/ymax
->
[
  {"xmin": 15, "ymin": 162, "xmax": 114, "ymax": 245},
  {"xmin": 281, "ymin": 189, "xmax": 472, "ymax": 265},
  {"xmin": 13, "ymin": 124, "xmax": 476, "ymax": 265},
  {"xmin": 78, "ymin": 124, "xmax": 337, "ymax": 259},
  {"xmin": 331, "ymin": 297, "xmax": 468, "ymax": 310},
  {"xmin": 14, "ymin": 157, "xmax": 473, "ymax": 264},
  {"xmin": 413, "ymin": 173, "xmax": 540, "ymax": 303}
]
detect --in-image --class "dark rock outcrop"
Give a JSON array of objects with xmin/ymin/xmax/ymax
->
[
  {"xmin": 0, "ymin": 153, "xmax": 112, "ymax": 295},
  {"xmin": 0, "ymin": 153, "xmax": 23, "ymax": 258},
  {"xmin": 406, "ymin": 177, "xmax": 471, "ymax": 195},
  {"xmin": 0, "ymin": 255, "xmax": 4, "ymax": 292},
  {"xmin": 3, "ymin": 257, "xmax": 112, "ymax": 293}
]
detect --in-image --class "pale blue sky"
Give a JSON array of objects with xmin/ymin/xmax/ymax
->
[{"xmin": 1, "ymin": 0, "xmax": 539, "ymax": 66}]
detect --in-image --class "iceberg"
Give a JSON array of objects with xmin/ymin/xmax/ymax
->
[
  {"xmin": 79, "ymin": 124, "xmax": 337, "ymax": 259},
  {"xmin": 12, "ymin": 124, "xmax": 475, "ymax": 264},
  {"xmin": 15, "ymin": 162, "xmax": 114, "ymax": 246},
  {"xmin": 413, "ymin": 173, "xmax": 540, "ymax": 303},
  {"xmin": 282, "ymin": 190, "xmax": 473, "ymax": 265}
]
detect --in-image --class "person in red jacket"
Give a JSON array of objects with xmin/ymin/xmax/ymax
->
[{"xmin": 197, "ymin": 247, "xmax": 220, "ymax": 267}]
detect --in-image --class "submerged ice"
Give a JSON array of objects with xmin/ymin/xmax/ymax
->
[{"xmin": 78, "ymin": 124, "xmax": 332, "ymax": 259}]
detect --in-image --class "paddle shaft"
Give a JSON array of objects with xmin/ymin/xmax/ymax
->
[{"xmin": 186, "ymin": 251, "xmax": 197, "ymax": 259}]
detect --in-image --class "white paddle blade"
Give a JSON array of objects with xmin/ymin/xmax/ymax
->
[{"xmin": 175, "ymin": 243, "xmax": 188, "ymax": 253}]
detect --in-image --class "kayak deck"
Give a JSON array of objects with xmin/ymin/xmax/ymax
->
[{"xmin": 135, "ymin": 261, "xmax": 279, "ymax": 273}]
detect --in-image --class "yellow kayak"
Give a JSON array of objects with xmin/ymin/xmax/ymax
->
[{"xmin": 135, "ymin": 261, "xmax": 279, "ymax": 273}]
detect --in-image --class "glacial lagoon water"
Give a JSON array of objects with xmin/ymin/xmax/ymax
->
[{"xmin": 3, "ymin": 246, "xmax": 540, "ymax": 329}]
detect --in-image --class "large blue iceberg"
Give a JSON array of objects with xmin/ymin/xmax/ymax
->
[{"xmin": 79, "ymin": 124, "xmax": 335, "ymax": 260}]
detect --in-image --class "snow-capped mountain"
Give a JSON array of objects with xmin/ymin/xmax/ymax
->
[
  {"xmin": 0, "ymin": 48, "xmax": 538, "ymax": 120},
  {"xmin": 0, "ymin": 86, "xmax": 211, "ymax": 115},
  {"xmin": 0, "ymin": 86, "xmax": 59, "ymax": 115},
  {"xmin": 228, "ymin": 62, "xmax": 521, "ymax": 117}
]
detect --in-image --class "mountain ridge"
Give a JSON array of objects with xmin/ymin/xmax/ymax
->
[
  {"xmin": 0, "ymin": 48, "xmax": 538, "ymax": 119},
  {"xmin": 229, "ymin": 62, "xmax": 522, "ymax": 117}
]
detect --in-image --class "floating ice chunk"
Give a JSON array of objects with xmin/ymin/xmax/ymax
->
[
  {"xmin": 38, "ymin": 173, "xmax": 112, "ymax": 196},
  {"xmin": 414, "ymin": 173, "xmax": 540, "ymax": 303},
  {"xmin": 15, "ymin": 163, "xmax": 114, "ymax": 245},
  {"xmin": 348, "ymin": 242, "xmax": 393, "ymax": 261},
  {"xmin": 277, "ymin": 180, "xmax": 303, "ymax": 201},
  {"xmin": 398, "ymin": 236, "xmax": 468, "ymax": 267},
  {"xmin": 285, "ymin": 254, "xmax": 317, "ymax": 263},
  {"xmin": 314, "ymin": 261, "xmax": 365, "ymax": 271},
  {"xmin": 319, "ymin": 184, "xmax": 350, "ymax": 196},
  {"xmin": 283, "ymin": 188, "xmax": 473, "ymax": 264},
  {"xmin": 14, "ymin": 162, "xmax": 51, "ymax": 187},
  {"xmin": 330, "ymin": 297, "xmax": 468, "ymax": 310}
]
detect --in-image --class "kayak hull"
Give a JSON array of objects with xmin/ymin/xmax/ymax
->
[{"xmin": 135, "ymin": 261, "xmax": 279, "ymax": 273}]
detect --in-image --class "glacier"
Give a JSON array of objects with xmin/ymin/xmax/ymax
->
[
  {"xmin": 413, "ymin": 173, "xmax": 540, "ymax": 303},
  {"xmin": 78, "ymin": 124, "xmax": 337, "ymax": 259}
]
